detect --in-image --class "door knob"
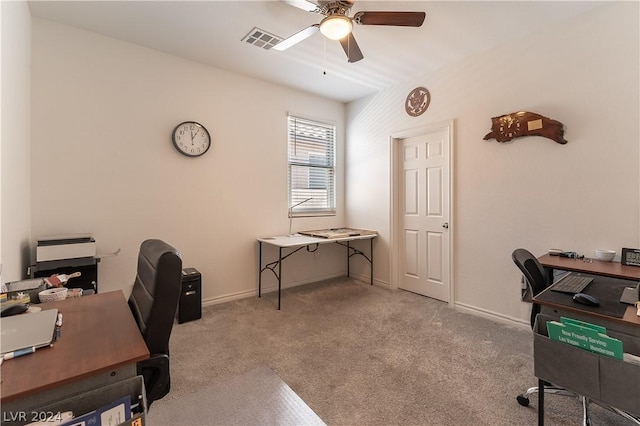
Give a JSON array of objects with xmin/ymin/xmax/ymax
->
[{"xmin": 442, "ymin": 222, "xmax": 449, "ymax": 229}]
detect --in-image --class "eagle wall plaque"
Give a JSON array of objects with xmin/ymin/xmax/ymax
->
[
  {"xmin": 483, "ymin": 111, "xmax": 567, "ymax": 144},
  {"xmin": 405, "ymin": 87, "xmax": 431, "ymax": 117}
]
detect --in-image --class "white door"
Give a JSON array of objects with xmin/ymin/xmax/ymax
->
[{"xmin": 398, "ymin": 126, "xmax": 451, "ymax": 302}]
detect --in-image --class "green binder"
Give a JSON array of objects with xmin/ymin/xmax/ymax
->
[{"xmin": 546, "ymin": 317, "xmax": 623, "ymax": 359}]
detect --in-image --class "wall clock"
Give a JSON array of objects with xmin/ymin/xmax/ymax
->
[
  {"xmin": 172, "ymin": 121, "xmax": 211, "ymax": 157},
  {"xmin": 405, "ymin": 87, "xmax": 431, "ymax": 117}
]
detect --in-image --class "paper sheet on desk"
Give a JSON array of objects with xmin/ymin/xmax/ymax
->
[
  {"xmin": 298, "ymin": 228, "xmax": 377, "ymax": 239},
  {"xmin": 620, "ymin": 285, "xmax": 639, "ymax": 304}
]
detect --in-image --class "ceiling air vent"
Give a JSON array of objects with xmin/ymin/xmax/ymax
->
[{"xmin": 242, "ymin": 27, "xmax": 283, "ymax": 50}]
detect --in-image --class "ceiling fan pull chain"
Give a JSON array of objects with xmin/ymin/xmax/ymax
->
[{"xmin": 323, "ymin": 37, "xmax": 327, "ymax": 75}]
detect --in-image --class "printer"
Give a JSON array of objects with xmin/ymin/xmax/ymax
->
[
  {"xmin": 33, "ymin": 235, "xmax": 99, "ymax": 293},
  {"xmin": 36, "ymin": 235, "xmax": 96, "ymax": 262}
]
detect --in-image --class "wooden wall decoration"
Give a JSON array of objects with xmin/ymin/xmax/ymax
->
[{"xmin": 483, "ymin": 111, "xmax": 567, "ymax": 144}]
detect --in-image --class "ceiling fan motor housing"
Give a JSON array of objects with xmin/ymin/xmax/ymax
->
[{"xmin": 321, "ymin": 1, "xmax": 353, "ymax": 17}]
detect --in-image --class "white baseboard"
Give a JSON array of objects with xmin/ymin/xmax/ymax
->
[
  {"xmin": 348, "ymin": 272, "xmax": 389, "ymax": 289},
  {"xmin": 454, "ymin": 301, "xmax": 530, "ymax": 330},
  {"xmin": 202, "ymin": 288, "xmax": 255, "ymax": 307},
  {"xmin": 202, "ymin": 272, "xmax": 349, "ymax": 307},
  {"xmin": 201, "ymin": 274, "xmax": 388, "ymax": 307}
]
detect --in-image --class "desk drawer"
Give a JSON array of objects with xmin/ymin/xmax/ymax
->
[{"xmin": 534, "ymin": 315, "xmax": 640, "ymax": 416}]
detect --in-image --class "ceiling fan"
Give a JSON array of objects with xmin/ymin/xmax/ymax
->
[{"xmin": 273, "ymin": 0, "xmax": 426, "ymax": 63}]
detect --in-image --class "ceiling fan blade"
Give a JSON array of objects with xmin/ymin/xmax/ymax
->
[
  {"xmin": 273, "ymin": 24, "xmax": 320, "ymax": 51},
  {"xmin": 282, "ymin": 0, "xmax": 320, "ymax": 12},
  {"xmin": 339, "ymin": 33, "xmax": 364, "ymax": 63},
  {"xmin": 353, "ymin": 11, "xmax": 426, "ymax": 27}
]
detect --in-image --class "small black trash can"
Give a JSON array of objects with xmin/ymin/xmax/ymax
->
[{"xmin": 178, "ymin": 267, "xmax": 201, "ymax": 323}]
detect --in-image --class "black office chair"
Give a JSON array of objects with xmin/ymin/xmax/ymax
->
[
  {"xmin": 128, "ymin": 239, "xmax": 182, "ymax": 408},
  {"xmin": 511, "ymin": 249, "xmax": 582, "ymax": 407}
]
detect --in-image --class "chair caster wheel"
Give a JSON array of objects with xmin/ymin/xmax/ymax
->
[{"xmin": 517, "ymin": 395, "xmax": 530, "ymax": 406}]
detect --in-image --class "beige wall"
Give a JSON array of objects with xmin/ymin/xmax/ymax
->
[
  {"xmin": 345, "ymin": 2, "xmax": 640, "ymax": 324},
  {"xmin": 10, "ymin": 2, "xmax": 640, "ymax": 325},
  {"xmin": 30, "ymin": 18, "xmax": 347, "ymax": 302},
  {"xmin": 1, "ymin": 1, "xmax": 32, "ymax": 283}
]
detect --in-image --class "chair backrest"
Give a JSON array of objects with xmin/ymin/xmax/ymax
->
[
  {"xmin": 128, "ymin": 239, "xmax": 182, "ymax": 355},
  {"xmin": 512, "ymin": 248, "xmax": 549, "ymax": 296},
  {"xmin": 512, "ymin": 248, "xmax": 550, "ymax": 329}
]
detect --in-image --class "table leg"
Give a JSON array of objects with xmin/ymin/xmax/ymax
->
[
  {"xmin": 258, "ymin": 241, "xmax": 262, "ymax": 298},
  {"xmin": 278, "ymin": 247, "xmax": 282, "ymax": 310},
  {"xmin": 371, "ymin": 238, "xmax": 374, "ymax": 285},
  {"xmin": 582, "ymin": 396, "xmax": 590, "ymax": 426},
  {"xmin": 347, "ymin": 241, "xmax": 351, "ymax": 278},
  {"xmin": 538, "ymin": 378, "xmax": 544, "ymax": 426}
]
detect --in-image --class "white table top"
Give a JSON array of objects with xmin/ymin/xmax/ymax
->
[{"xmin": 258, "ymin": 232, "xmax": 376, "ymax": 248}]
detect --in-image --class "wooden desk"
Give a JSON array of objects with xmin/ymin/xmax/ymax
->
[
  {"xmin": 534, "ymin": 276, "xmax": 640, "ymax": 330},
  {"xmin": 537, "ymin": 254, "xmax": 640, "ymax": 328},
  {"xmin": 533, "ymin": 277, "xmax": 640, "ymax": 425},
  {"xmin": 257, "ymin": 230, "xmax": 377, "ymax": 309},
  {"xmin": 538, "ymin": 253, "xmax": 640, "ymax": 281},
  {"xmin": 1, "ymin": 291, "xmax": 148, "ymax": 420}
]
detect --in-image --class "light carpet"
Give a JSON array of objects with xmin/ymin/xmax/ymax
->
[{"xmin": 149, "ymin": 277, "xmax": 634, "ymax": 425}]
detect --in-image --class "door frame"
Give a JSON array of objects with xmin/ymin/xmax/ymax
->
[{"xmin": 389, "ymin": 120, "xmax": 455, "ymax": 307}]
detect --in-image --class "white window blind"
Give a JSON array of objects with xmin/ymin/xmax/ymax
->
[{"xmin": 288, "ymin": 115, "xmax": 336, "ymax": 216}]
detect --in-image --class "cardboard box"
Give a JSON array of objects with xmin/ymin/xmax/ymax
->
[{"xmin": 2, "ymin": 278, "xmax": 46, "ymax": 304}]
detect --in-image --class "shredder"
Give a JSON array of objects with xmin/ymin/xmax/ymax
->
[{"xmin": 178, "ymin": 268, "xmax": 202, "ymax": 323}]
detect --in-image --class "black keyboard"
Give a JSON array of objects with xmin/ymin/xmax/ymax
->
[{"xmin": 550, "ymin": 274, "xmax": 594, "ymax": 294}]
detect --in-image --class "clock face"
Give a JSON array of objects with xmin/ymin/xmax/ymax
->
[
  {"xmin": 172, "ymin": 121, "xmax": 211, "ymax": 157},
  {"xmin": 499, "ymin": 115, "xmax": 521, "ymax": 139}
]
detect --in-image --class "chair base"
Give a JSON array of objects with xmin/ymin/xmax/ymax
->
[
  {"xmin": 516, "ymin": 385, "xmax": 576, "ymax": 407},
  {"xmin": 517, "ymin": 386, "xmax": 640, "ymax": 426}
]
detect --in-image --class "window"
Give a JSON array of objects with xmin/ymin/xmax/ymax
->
[{"xmin": 287, "ymin": 115, "xmax": 336, "ymax": 216}]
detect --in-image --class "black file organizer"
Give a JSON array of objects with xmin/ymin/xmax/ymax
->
[
  {"xmin": 533, "ymin": 314, "xmax": 640, "ymax": 420},
  {"xmin": 1, "ymin": 376, "xmax": 146, "ymax": 426}
]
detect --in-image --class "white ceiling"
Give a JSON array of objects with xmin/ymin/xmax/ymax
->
[{"xmin": 27, "ymin": 1, "xmax": 604, "ymax": 103}]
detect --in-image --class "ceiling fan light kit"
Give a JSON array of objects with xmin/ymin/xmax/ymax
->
[
  {"xmin": 320, "ymin": 15, "xmax": 353, "ymax": 40},
  {"xmin": 275, "ymin": 0, "xmax": 426, "ymax": 63}
]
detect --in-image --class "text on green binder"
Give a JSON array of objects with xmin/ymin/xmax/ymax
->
[{"xmin": 546, "ymin": 317, "xmax": 623, "ymax": 360}]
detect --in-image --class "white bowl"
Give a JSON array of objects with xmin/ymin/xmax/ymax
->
[
  {"xmin": 594, "ymin": 249, "xmax": 615, "ymax": 262},
  {"xmin": 39, "ymin": 287, "xmax": 68, "ymax": 303}
]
